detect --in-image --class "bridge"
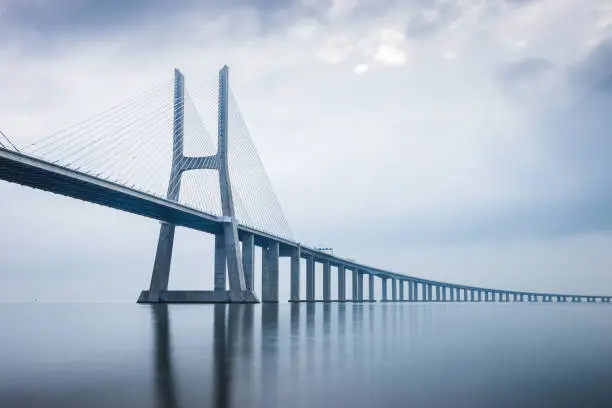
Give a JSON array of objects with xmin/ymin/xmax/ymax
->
[{"xmin": 1, "ymin": 66, "xmax": 610, "ymax": 304}]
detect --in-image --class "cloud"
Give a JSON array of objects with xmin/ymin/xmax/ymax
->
[
  {"xmin": 569, "ymin": 37, "xmax": 612, "ymax": 93},
  {"xmin": 498, "ymin": 57, "xmax": 554, "ymax": 84},
  {"xmin": 404, "ymin": 0, "xmax": 462, "ymax": 39}
]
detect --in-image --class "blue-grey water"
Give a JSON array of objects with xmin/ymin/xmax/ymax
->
[{"xmin": 1, "ymin": 302, "xmax": 612, "ymax": 407}]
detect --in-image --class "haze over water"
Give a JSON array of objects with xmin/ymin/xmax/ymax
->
[{"xmin": 1, "ymin": 302, "xmax": 611, "ymax": 407}]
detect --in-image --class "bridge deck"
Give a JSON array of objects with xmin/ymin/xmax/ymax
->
[{"xmin": 1, "ymin": 148, "xmax": 609, "ymax": 300}]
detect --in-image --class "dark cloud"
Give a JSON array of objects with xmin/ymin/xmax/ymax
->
[
  {"xmin": 498, "ymin": 58, "xmax": 554, "ymax": 84},
  {"xmin": 504, "ymin": 0, "xmax": 541, "ymax": 5},
  {"xmin": 0, "ymin": 0, "xmax": 328, "ymax": 48},
  {"xmin": 570, "ymin": 38, "xmax": 612, "ymax": 93},
  {"xmin": 405, "ymin": 0, "xmax": 462, "ymax": 38}
]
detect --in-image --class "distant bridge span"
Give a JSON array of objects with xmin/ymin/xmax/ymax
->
[{"xmin": 0, "ymin": 66, "xmax": 609, "ymax": 304}]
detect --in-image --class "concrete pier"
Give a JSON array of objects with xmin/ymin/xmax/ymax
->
[
  {"xmin": 261, "ymin": 241, "xmax": 279, "ymax": 302},
  {"xmin": 352, "ymin": 269, "xmax": 358, "ymax": 301},
  {"xmin": 357, "ymin": 272, "xmax": 364, "ymax": 301},
  {"xmin": 323, "ymin": 261, "xmax": 331, "ymax": 302},
  {"xmin": 399, "ymin": 281, "xmax": 404, "ymax": 301},
  {"xmin": 392, "ymin": 279, "xmax": 397, "ymax": 301},
  {"xmin": 369, "ymin": 274, "xmax": 375, "ymax": 301},
  {"xmin": 382, "ymin": 277, "xmax": 388, "ymax": 301},
  {"xmin": 289, "ymin": 245, "xmax": 300, "ymax": 302},
  {"xmin": 242, "ymin": 233, "xmax": 255, "ymax": 292},
  {"xmin": 338, "ymin": 265, "xmax": 346, "ymax": 301},
  {"xmin": 306, "ymin": 255, "xmax": 315, "ymax": 301},
  {"xmin": 214, "ymin": 233, "xmax": 226, "ymax": 291}
]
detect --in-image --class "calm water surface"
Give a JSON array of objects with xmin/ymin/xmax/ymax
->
[{"xmin": 1, "ymin": 302, "xmax": 611, "ymax": 407}]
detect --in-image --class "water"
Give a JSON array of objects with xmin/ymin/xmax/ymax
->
[{"xmin": 1, "ymin": 302, "xmax": 611, "ymax": 408}]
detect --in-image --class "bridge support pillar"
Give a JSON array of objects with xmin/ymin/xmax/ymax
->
[
  {"xmin": 355, "ymin": 272, "xmax": 359, "ymax": 301},
  {"xmin": 428, "ymin": 284, "xmax": 433, "ymax": 302},
  {"xmin": 242, "ymin": 233, "xmax": 255, "ymax": 292},
  {"xmin": 399, "ymin": 281, "xmax": 404, "ymax": 301},
  {"xmin": 145, "ymin": 222, "xmax": 176, "ymax": 302},
  {"xmin": 357, "ymin": 272, "xmax": 364, "ymax": 301},
  {"xmin": 392, "ymin": 279, "xmax": 397, "ymax": 301},
  {"xmin": 382, "ymin": 278, "xmax": 388, "ymax": 301},
  {"xmin": 214, "ymin": 234, "xmax": 226, "ymax": 291},
  {"xmin": 369, "ymin": 274, "xmax": 375, "ymax": 301},
  {"xmin": 262, "ymin": 241, "xmax": 279, "ymax": 302},
  {"xmin": 435, "ymin": 285, "xmax": 440, "ymax": 301},
  {"xmin": 338, "ymin": 265, "xmax": 346, "ymax": 301},
  {"xmin": 289, "ymin": 245, "xmax": 300, "ymax": 301},
  {"xmin": 450, "ymin": 287, "xmax": 455, "ymax": 302},
  {"xmin": 323, "ymin": 261, "xmax": 331, "ymax": 302},
  {"xmin": 306, "ymin": 255, "xmax": 315, "ymax": 301}
]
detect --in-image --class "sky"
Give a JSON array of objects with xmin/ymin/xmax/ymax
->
[{"xmin": 1, "ymin": 0, "xmax": 612, "ymax": 301}]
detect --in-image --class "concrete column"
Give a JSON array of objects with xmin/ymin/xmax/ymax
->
[
  {"xmin": 442, "ymin": 287, "xmax": 447, "ymax": 301},
  {"xmin": 262, "ymin": 241, "xmax": 279, "ymax": 302},
  {"xmin": 289, "ymin": 245, "xmax": 300, "ymax": 301},
  {"xmin": 382, "ymin": 278, "xmax": 388, "ymax": 301},
  {"xmin": 214, "ymin": 233, "xmax": 226, "ymax": 291},
  {"xmin": 427, "ymin": 284, "xmax": 433, "ymax": 301},
  {"xmin": 470, "ymin": 289, "xmax": 475, "ymax": 302},
  {"xmin": 306, "ymin": 255, "xmax": 315, "ymax": 301},
  {"xmin": 399, "ymin": 281, "xmax": 404, "ymax": 301},
  {"xmin": 477, "ymin": 291, "xmax": 482, "ymax": 302},
  {"xmin": 147, "ymin": 223, "xmax": 176, "ymax": 302},
  {"xmin": 435, "ymin": 285, "xmax": 440, "ymax": 301},
  {"xmin": 369, "ymin": 274, "xmax": 375, "ymax": 301},
  {"xmin": 408, "ymin": 281, "xmax": 414, "ymax": 301},
  {"xmin": 242, "ymin": 233, "xmax": 255, "ymax": 292},
  {"xmin": 338, "ymin": 265, "xmax": 346, "ymax": 301},
  {"xmin": 463, "ymin": 288, "xmax": 468, "ymax": 301},
  {"xmin": 352, "ymin": 269, "xmax": 358, "ymax": 301},
  {"xmin": 357, "ymin": 272, "xmax": 364, "ymax": 301},
  {"xmin": 392, "ymin": 279, "xmax": 397, "ymax": 301},
  {"xmin": 450, "ymin": 287, "xmax": 455, "ymax": 301},
  {"xmin": 323, "ymin": 261, "xmax": 331, "ymax": 302}
]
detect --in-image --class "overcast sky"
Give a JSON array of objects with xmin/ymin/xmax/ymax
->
[{"xmin": 1, "ymin": 0, "xmax": 612, "ymax": 301}]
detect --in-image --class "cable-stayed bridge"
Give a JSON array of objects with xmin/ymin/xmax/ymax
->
[{"xmin": 1, "ymin": 66, "xmax": 610, "ymax": 304}]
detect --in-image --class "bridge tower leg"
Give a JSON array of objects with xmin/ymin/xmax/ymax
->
[{"xmin": 139, "ymin": 66, "xmax": 257, "ymax": 303}]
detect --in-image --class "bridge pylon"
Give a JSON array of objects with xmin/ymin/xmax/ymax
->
[{"xmin": 138, "ymin": 66, "xmax": 258, "ymax": 303}]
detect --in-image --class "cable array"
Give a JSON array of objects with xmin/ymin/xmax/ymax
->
[
  {"xmin": 226, "ymin": 87, "xmax": 294, "ymax": 241},
  {"xmin": 18, "ymin": 71, "xmax": 294, "ymax": 241},
  {"xmin": 0, "ymin": 128, "xmax": 19, "ymax": 151}
]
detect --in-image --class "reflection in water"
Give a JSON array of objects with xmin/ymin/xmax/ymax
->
[
  {"xmin": 3, "ymin": 303, "xmax": 612, "ymax": 407},
  {"xmin": 147, "ymin": 303, "xmax": 612, "ymax": 408},
  {"xmin": 152, "ymin": 304, "xmax": 179, "ymax": 408}
]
